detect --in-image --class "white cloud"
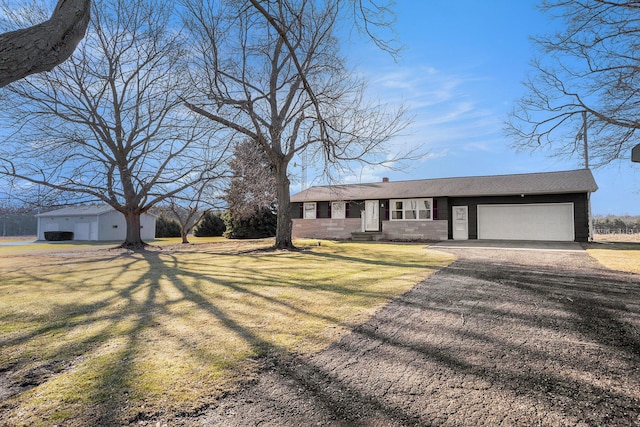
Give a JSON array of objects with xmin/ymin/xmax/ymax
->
[
  {"xmin": 291, "ymin": 63, "xmax": 512, "ymax": 190},
  {"xmin": 361, "ymin": 65, "xmax": 504, "ymax": 159}
]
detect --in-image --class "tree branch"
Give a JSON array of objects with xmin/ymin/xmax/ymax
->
[{"xmin": 0, "ymin": 0, "xmax": 91, "ymax": 88}]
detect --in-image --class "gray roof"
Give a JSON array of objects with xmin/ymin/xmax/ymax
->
[
  {"xmin": 291, "ymin": 169, "xmax": 598, "ymax": 202},
  {"xmin": 35, "ymin": 205, "xmax": 116, "ymax": 217}
]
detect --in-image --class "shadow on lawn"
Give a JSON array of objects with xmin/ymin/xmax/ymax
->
[
  {"xmin": 0, "ymin": 251, "xmax": 164, "ymax": 424},
  {"xmin": 183, "ymin": 254, "xmax": 640, "ymax": 426},
  {"xmin": 4, "ymin": 246, "xmax": 639, "ymax": 426},
  {"xmin": 142, "ymin": 250, "xmax": 423, "ymax": 426},
  {"xmin": 1, "ymin": 244, "xmax": 423, "ymax": 425}
]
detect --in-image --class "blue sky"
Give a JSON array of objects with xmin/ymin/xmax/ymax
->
[{"xmin": 299, "ymin": 0, "xmax": 640, "ymax": 215}]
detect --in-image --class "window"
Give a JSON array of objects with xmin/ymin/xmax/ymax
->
[
  {"xmin": 392, "ymin": 201, "xmax": 403, "ymax": 219},
  {"xmin": 331, "ymin": 201, "xmax": 346, "ymax": 219},
  {"xmin": 303, "ymin": 202, "xmax": 316, "ymax": 219},
  {"xmin": 390, "ymin": 198, "xmax": 433, "ymax": 221}
]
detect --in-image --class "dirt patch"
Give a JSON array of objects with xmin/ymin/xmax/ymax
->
[{"xmin": 165, "ymin": 246, "xmax": 640, "ymax": 426}]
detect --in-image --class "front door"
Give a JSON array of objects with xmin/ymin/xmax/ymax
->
[
  {"xmin": 452, "ymin": 206, "xmax": 468, "ymax": 240},
  {"xmin": 364, "ymin": 200, "xmax": 379, "ymax": 231}
]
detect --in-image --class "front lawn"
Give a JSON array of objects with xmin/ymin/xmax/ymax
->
[{"xmin": 0, "ymin": 239, "xmax": 453, "ymax": 426}]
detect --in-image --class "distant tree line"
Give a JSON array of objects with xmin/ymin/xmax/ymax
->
[
  {"xmin": 593, "ymin": 215, "xmax": 640, "ymax": 234},
  {"xmin": 0, "ymin": 206, "xmax": 37, "ymax": 236}
]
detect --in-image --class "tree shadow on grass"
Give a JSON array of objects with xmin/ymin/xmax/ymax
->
[
  {"xmin": 8, "ymin": 245, "xmax": 636, "ymax": 426},
  {"xmin": 0, "ymin": 251, "xmax": 157, "ymax": 425},
  {"xmin": 1, "ymin": 243, "xmax": 426, "ymax": 425},
  {"xmin": 137, "ymin": 250, "xmax": 424, "ymax": 426},
  {"xmin": 189, "ymin": 255, "xmax": 640, "ymax": 426}
]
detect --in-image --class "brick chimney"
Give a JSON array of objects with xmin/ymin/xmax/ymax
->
[{"xmin": 382, "ymin": 177, "xmax": 389, "ymax": 183}]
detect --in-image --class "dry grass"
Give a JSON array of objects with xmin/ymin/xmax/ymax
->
[
  {"xmin": 0, "ymin": 238, "xmax": 453, "ymax": 426},
  {"xmin": 593, "ymin": 233, "xmax": 640, "ymax": 243},
  {"xmin": 586, "ymin": 244, "xmax": 640, "ymax": 275},
  {"xmin": 0, "ymin": 235, "xmax": 36, "ymax": 242}
]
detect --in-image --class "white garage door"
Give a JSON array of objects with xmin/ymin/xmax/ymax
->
[{"xmin": 477, "ymin": 203, "xmax": 575, "ymax": 241}]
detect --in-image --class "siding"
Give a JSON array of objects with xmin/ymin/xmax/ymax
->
[
  {"xmin": 446, "ymin": 193, "xmax": 590, "ymax": 242},
  {"xmin": 37, "ymin": 211, "xmax": 155, "ymax": 241},
  {"xmin": 38, "ymin": 215, "xmax": 98, "ymax": 241},
  {"xmin": 291, "ymin": 201, "xmax": 366, "ymax": 219},
  {"xmin": 98, "ymin": 210, "xmax": 127, "ymax": 241}
]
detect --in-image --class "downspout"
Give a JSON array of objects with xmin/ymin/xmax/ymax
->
[{"xmin": 588, "ymin": 191, "xmax": 593, "ymax": 242}]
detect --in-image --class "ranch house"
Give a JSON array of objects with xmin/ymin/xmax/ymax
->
[{"xmin": 290, "ymin": 169, "xmax": 598, "ymax": 242}]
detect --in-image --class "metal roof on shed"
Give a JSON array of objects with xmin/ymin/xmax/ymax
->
[
  {"xmin": 290, "ymin": 169, "xmax": 598, "ymax": 203},
  {"xmin": 35, "ymin": 205, "xmax": 116, "ymax": 217}
]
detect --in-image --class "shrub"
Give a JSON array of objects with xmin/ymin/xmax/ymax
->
[
  {"xmin": 223, "ymin": 206, "xmax": 276, "ymax": 239},
  {"xmin": 194, "ymin": 211, "xmax": 226, "ymax": 237},
  {"xmin": 44, "ymin": 231, "xmax": 74, "ymax": 241},
  {"xmin": 155, "ymin": 214, "xmax": 181, "ymax": 238}
]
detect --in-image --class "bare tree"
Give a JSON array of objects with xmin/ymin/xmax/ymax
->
[
  {"xmin": 507, "ymin": 0, "xmax": 640, "ymax": 167},
  {"xmin": 181, "ymin": 0, "xmax": 408, "ymax": 249},
  {"xmin": 0, "ymin": 0, "xmax": 226, "ymax": 249},
  {"xmin": 166, "ymin": 201, "xmax": 205, "ymax": 244},
  {"xmin": 0, "ymin": 0, "xmax": 91, "ymax": 88},
  {"xmin": 164, "ymin": 177, "xmax": 226, "ymax": 244}
]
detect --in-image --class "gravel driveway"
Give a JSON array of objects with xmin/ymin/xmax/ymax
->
[{"xmin": 181, "ymin": 243, "xmax": 640, "ymax": 426}]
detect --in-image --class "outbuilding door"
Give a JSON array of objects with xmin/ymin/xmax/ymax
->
[
  {"xmin": 477, "ymin": 203, "xmax": 574, "ymax": 241},
  {"xmin": 74, "ymin": 222, "xmax": 91, "ymax": 240}
]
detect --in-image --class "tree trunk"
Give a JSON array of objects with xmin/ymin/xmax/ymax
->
[
  {"xmin": 274, "ymin": 160, "xmax": 294, "ymax": 250},
  {"xmin": 0, "ymin": 0, "xmax": 91, "ymax": 88},
  {"xmin": 121, "ymin": 210, "xmax": 146, "ymax": 249},
  {"xmin": 181, "ymin": 230, "xmax": 190, "ymax": 244}
]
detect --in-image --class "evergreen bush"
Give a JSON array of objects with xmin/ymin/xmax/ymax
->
[
  {"xmin": 193, "ymin": 211, "xmax": 226, "ymax": 237},
  {"xmin": 223, "ymin": 206, "xmax": 276, "ymax": 239},
  {"xmin": 155, "ymin": 214, "xmax": 181, "ymax": 238}
]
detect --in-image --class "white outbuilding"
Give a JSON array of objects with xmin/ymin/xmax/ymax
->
[{"xmin": 36, "ymin": 206, "xmax": 156, "ymax": 241}]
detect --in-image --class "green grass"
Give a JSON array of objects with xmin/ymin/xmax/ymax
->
[{"xmin": 0, "ymin": 239, "xmax": 454, "ymax": 426}]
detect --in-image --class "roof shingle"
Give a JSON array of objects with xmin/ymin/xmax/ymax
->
[{"xmin": 290, "ymin": 169, "xmax": 598, "ymax": 202}]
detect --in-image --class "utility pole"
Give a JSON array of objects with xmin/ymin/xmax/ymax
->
[
  {"xmin": 301, "ymin": 148, "xmax": 308, "ymax": 191},
  {"xmin": 580, "ymin": 110, "xmax": 593, "ymax": 241}
]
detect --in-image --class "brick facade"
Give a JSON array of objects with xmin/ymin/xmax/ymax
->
[
  {"xmin": 292, "ymin": 218, "xmax": 361, "ymax": 239},
  {"xmin": 383, "ymin": 220, "xmax": 448, "ymax": 241},
  {"xmin": 292, "ymin": 217, "xmax": 448, "ymax": 241}
]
